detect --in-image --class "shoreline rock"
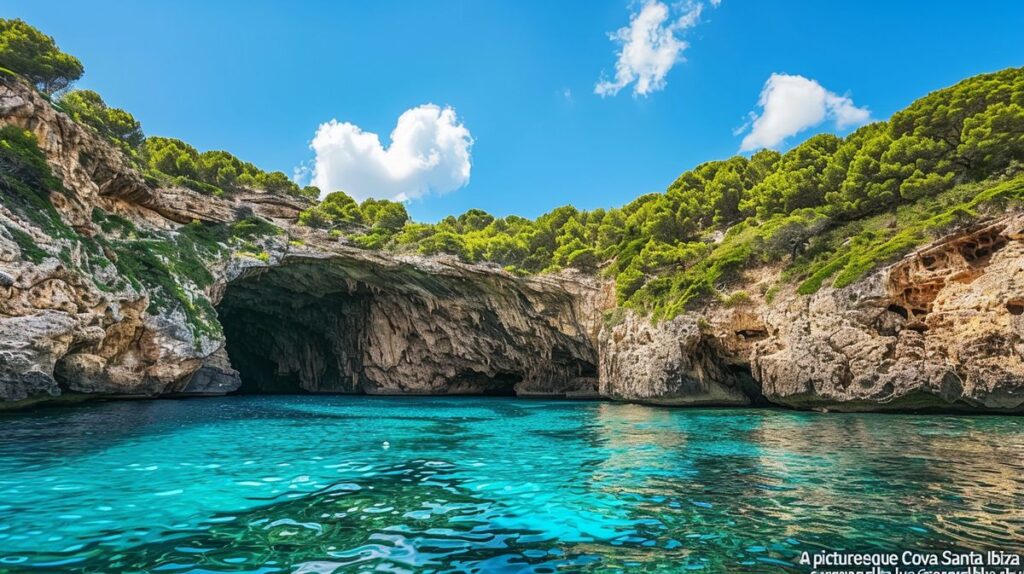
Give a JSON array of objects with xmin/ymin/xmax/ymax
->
[{"xmin": 2, "ymin": 76, "xmax": 1023, "ymax": 413}]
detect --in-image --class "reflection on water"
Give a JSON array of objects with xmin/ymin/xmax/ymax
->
[{"xmin": 0, "ymin": 396, "xmax": 1021, "ymax": 572}]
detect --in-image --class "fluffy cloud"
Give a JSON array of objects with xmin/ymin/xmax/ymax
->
[
  {"xmin": 738, "ymin": 73, "xmax": 870, "ymax": 151},
  {"xmin": 308, "ymin": 104, "xmax": 473, "ymax": 202},
  {"xmin": 595, "ymin": 1, "xmax": 711, "ymax": 97}
]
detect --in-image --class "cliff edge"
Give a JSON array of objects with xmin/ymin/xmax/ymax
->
[{"xmin": 2, "ymin": 76, "xmax": 1022, "ymax": 412}]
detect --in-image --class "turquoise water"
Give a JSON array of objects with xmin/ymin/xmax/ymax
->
[{"xmin": 0, "ymin": 397, "xmax": 1022, "ymax": 573}]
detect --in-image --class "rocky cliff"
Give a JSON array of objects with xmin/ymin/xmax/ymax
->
[
  {"xmin": 2, "ymin": 75, "xmax": 1023, "ymax": 412},
  {"xmin": 0, "ymin": 77, "xmax": 603, "ymax": 406},
  {"xmin": 600, "ymin": 215, "xmax": 1024, "ymax": 412}
]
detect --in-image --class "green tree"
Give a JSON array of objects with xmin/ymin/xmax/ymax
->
[
  {"xmin": 143, "ymin": 137, "xmax": 200, "ymax": 179},
  {"xmin": 742, "ymin": 134, "xmax": 841, "ymax": 217},
  {"xmin": 483, "ymin": 235, "xmax": 528, "ymax": 265},
  {"xmin": 197, "ymin": 151, "xmax": 247, "ymax": 189},
  {"xmin": 298, "ymin": 185, "xmax": 321, "ymax": 200},
  {"xmin": 59, "ymin": 90, "xmax": 144, "ymax": 149},
  {"xmin": 457, "ymin": 208, "xmax": 495, "ymax": 232},
  {"xmin": 297, "ymin": 191, "xmax": 363, "ymax": 228},
  {"xmin": 822, "ymin": 123, "xmax": 890, "ymax": 218},
  {"xmin": 360, "ymin": 198, "xmax": 409, "ymax": 233},
  {"xmin": 417, "ymin": 231, "xmax": 466, "ymax": 257},
  {"xmin": 958, "ymin": 102, "xmax": 1024, "ymax": 177},
  {"xmin": 0, "ymin": 19, "xmax": 83, "ymax": 95},
  {"xmin": 256, "ymin": 171, "xmax": 301, "ymax": 196}
]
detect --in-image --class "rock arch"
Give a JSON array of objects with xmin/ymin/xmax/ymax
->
[{"xmin": 211, "ymin": 254, "xmax": 601, "ymax": 397}]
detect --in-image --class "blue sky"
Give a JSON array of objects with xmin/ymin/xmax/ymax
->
[{"xmin": 4, "ymin": 1, "xmax": 1024, "ymax": 221}]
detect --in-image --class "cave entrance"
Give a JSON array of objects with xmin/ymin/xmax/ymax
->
[
  {"xmin": 731, "ymin": 364, "xmax": 769, "ymax": 407},
  {"xmin": 216, "ymin": 266, "xmax": 367, "ymax": 395},
  {"xmin": 447, "ymin": 371, "xmax": 523, "ymax": 396}
]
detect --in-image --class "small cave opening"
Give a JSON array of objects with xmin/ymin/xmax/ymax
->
[
  {"xmin": 448, "ymin": 371, "xmax": 523, "ymax": 396},
  {"xmin": 730, "ymin": 364, "xmax": 769, "ymax": 407},
  {"xmin": 216, "ymin": 267, "xmax": 367, "ymax": 395},
  {"xmin": 886, "ymin": 304, "xmax": 910, "ymax": 320}
]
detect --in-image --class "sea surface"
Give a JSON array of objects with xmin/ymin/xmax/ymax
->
[{"xmin": 0, "ymin": 396, "xmax": 1022, "ymax": 573}]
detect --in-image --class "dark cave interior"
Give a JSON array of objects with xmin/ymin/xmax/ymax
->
[{"xmin": 217, "ymin": 269, "xmax": 367, "ymax": 395}]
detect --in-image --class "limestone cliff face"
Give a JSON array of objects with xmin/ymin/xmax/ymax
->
[
  {"xmin": 0, "ymin": 77, "xmax": 601, "ymax": 405},
  {"xmin": 1, "ymin": 80, "xmax": 204, "ymax": 402},
  {"xmin": 3, "ymin": 75, "xmax": 1024, "ymax": 412},
  {"xmin": 598, "ymin": 311, "xmax": 762, "ymax": 406},
  {"xmin": 213, "ymin": 248, "xmax": 602, "ymax": 397},
  {"xmin": 753, "ymin": 215, "xmax": 1024, "ymax": 411},
  {"xmin": 599, "ymin": 215, "xmax": 1024, "ymax": 412}
]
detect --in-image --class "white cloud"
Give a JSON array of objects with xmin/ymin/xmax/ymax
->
[
  {"xmin": 737, "ymin": 73, "xmax": 870, "ymax": 151},
  {"xmin": 595, "ymin": 0, "xmax": 713, "ymax": 97},
  {"xmin": 308, "ymin": 104, "xmax": 473, "ymax": 202}
]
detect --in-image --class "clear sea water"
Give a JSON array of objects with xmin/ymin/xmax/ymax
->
[{"xmin": 0, "ymin": 396, "xmax": 1022, "ymax": 573}]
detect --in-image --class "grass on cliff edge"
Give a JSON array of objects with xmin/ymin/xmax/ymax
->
[
  {"xmin": 87, "ymin": 211, "xmax": 280, "ymax": 341},
  {"xmin": 0, "ymin": 126, "xmax": 75, "ymax": 239},
  {"xmin": 793, "ymin": 174, "xmax": 1024, "ymax": 294},
  {"xmin": 629, "ymin": 173, "xmax": 1024, "ymax": 319}
]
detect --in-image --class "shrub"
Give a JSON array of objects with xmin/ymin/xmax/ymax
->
[
  {"xmin": 4, "ymin": 224, "xmax": 47, "ymax": 263},
  {"xmin": 230, "ymin": 216, "xmax": 280, "ymax": 240}
]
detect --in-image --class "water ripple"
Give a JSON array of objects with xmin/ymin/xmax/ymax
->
[{"xmin": 0, "ymin": 397, "xmax": 1021, "ymax": 572}]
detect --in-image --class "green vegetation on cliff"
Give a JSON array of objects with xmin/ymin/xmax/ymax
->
[
  {"xmin": 86, "ymin": 209, "xmax": 281, "ymax": 339},
  {"xmin": 140, "ymin": 136, "xmax": 319, "ymax": 199},
  {"xmin": 0, "ymin": 18, "xmax": 317, "ymax": 202},
  {"xmin": 3, "ymin": 18, "xmax": 1024, "ymax": 321},
  {"xmin": 0, "ymin": 18, "xmax": 82, "ymax": 95},
  {"xmin": 58, "ymin": 89, "xmax": 144, "ymax": 155},
  {"xmin": 0, "ymin": 125, "xmax": 74, "ymax": 241},
  {"xmin": 295, "ymin": 68, "xmax": 1024, "ymax": 317},
  {"xmin": 0, "ymin": 116, "xmax": 279, "ymax": 340}
]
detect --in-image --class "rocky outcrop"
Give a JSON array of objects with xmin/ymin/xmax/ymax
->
[
  {"xmin": 0, "ymin": 76, "xmax": 150, "ymax": 227},
  {"xmin": 598, "ymin": 214, "xmax": 1024, "ymax": 412},
  {"xmin": 177, "ymin": 346, "xmax": 240, "ymax": 395},
  {"xmin": 753, "ymin": 214, "xmax": 1024, "ymax": 412},
  {"xmin": 599, "ymin": 311, "xmax": 762, "ymax": 405},
  {"xmin": 0, "ymin": 77, "xmax": 600, "ymax": 406},
  {"xmin": 3, "ymin": 74, "xmax": 1024, "ymax": 412}
]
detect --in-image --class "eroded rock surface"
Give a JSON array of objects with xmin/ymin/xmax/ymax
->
[
  {"xmin": 0, "ymin": 77, "xmax": 601, "ymax": 405},
  {"xmin": 597, "ymin": 214, "xmax": 1024, "ymax": 411},
  {"xmin": 3, "ymin": 74, "xmax": 1024, "ymax": 412},
  {"xmin": 214, "ymin": 253, "xmax": 599, "ymax": 396},
  {"xmin": 599, "ymin": 311, "xmax": 762, "ymax": 406},
  {"xmin": 754, "ymin": 215, "xmax": 1024, "ymax": 411}
]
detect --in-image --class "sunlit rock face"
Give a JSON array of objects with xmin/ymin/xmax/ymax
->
[
  {"xmin": 753, "ymin": 214, "xmax": 1024, "ymax": 412},
  {"xmin": 598, "ymin": 310, "xmax": 765, "ymax": 406},
  {"xmin": 0, "ymin": 77, "xmax": 602, "ymax": 405},
  {"xmin": 3, "ymin": 74, "xmax": 1024, "ymax": 412},
  {"xmin": 598, "ymin": 213, "xmax": 1024, "ymax": 412}
]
